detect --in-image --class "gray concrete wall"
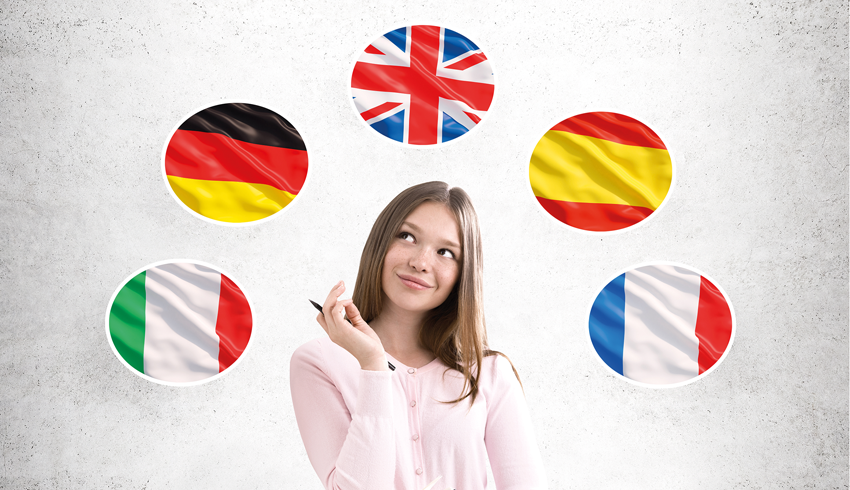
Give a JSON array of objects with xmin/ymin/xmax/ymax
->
[{"xmin": 1, "ymin": 1, "xmax": 847, "ymax": 488}]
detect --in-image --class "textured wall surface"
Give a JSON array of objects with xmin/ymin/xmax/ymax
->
[{"xmin": 1, "ymin": 1, "xmax": 847, "ymax": 488}]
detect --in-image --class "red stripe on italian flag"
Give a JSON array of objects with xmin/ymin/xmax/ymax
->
[{"xmin": 108, "ymin": 263, "xmax": 252, "ymax": 383}]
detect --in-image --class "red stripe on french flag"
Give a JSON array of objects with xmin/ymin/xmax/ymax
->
[{"xmin": 695, "ymin": 277, "xmax": 733, "ymax": 374}]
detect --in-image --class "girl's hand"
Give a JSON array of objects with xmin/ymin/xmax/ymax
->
[{"xmin": 316, "ymin": 281, "xmax": 389, "ymax": 371}]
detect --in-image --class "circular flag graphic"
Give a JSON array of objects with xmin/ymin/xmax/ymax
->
[
  {"xmin": 350, "ymin": 25, "xmax": 495, "ymax": 145},
  {"xmin": 588, "ymin": 264, "xmax": 734, "ymax": 387},
  {"xmin": 163, "ymin": 102, "xmax": 308, "ymax": 224},
  {"xmin": 106, "ymin": 261, "xmax": 253, "ymax": 385},
  {"xmin": 529, "ymin": 112, "xmax": 673, "ymax": 232}
]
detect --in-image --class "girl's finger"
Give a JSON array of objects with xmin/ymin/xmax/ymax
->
[
  {"xmin": 342, "ymin": 301, "xmax": 366, "ymax": 329},
  {"xmin": 316, "ymin": 313, "xmax": 329, "ymax": 334},
  {"xmin": 321, "ymin": 281, "xmax": 345, "ymax": 321}
]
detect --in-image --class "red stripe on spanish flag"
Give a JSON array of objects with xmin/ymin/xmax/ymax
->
[
  {"xmin": 551, "ymin": 112, "xmax": 667, "ymax": 150},
  {"xmin": 536, "ymin": 197, "xmax": 654, "ymax": 232},
  {"xmin": 530, "ymin": 112, "xmax": 672, "ymax": 232}
]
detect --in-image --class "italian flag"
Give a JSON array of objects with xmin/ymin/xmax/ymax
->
[{"xmin": 108, "ymin": 263, "xmax": 252, "ymax": 383}]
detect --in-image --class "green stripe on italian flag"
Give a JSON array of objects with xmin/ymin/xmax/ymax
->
[{"xmin": 108, "ymin": 263, "xmax": 252, "ymax": 383}]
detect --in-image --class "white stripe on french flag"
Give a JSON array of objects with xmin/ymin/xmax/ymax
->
[{"xmin": 590, "ymin": 264, "xmax": 733, "ymax": 385}]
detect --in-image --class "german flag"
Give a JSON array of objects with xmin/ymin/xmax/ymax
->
[
  {"xmin": 165, "ymin": 103, "xmax": 308, "ymax": 223},
  {"xmin": 529, "ymin": 112, "xmax": 672, "ymax": 232}
]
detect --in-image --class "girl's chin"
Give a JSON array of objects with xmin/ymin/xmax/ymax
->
[
  {"xmin": 386, "ymin": 294, "xmax": 440, "ymax": 314},
  {"xmin": 394, "ymin": 301, "xmax": 434, "ymax": 313}
]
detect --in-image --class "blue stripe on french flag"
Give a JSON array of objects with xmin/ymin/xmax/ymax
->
[
  {"xmin": 589, "ymin": 273, "xmax": 626, "ymax": 375},
  {"xmin": 590, "ymin": 265, "xmax": 733, "ymax": 385}
]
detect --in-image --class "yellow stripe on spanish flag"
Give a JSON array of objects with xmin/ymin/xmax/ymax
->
[
  {"xmin": 530, "ymin": 130, "xmax": 672, "ymax": 210},
  {"xmin": 167, "ymin": 175, "xmax": 296, "ymax": 223}
]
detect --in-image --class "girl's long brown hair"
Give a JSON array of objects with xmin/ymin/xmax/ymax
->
[{"xmin": 352, "ymin": 181, "xmax": 520, "ymax": 405}]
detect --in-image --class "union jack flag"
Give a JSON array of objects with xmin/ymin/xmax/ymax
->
[{"xmin": 351, "ymin": 25, "xmax": 495, "ymax": 145}]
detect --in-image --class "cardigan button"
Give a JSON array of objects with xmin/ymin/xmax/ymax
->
[
  {"xmin": 412, "ymin": 434, "xmax": 419, "ymax": 441},
  {"xmin": 410, "ymin": 400, "xmax": 416, "ymax": 407},
  {"xmin": 407, "ymin": 367, "xmax": 416, "ymax": 374},
  {"xmin": 415, "ymin": 467, "xmax": 423, "ymax": 475}
]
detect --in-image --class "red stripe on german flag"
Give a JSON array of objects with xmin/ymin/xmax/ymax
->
[{"xmin": 166, "ymin": 130, "xmax": 307, "ymax": 195}]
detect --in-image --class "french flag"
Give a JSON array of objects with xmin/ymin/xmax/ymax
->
[{"xmin": 589, "ymin": 264, "xmax": 734, "ymax": 385}]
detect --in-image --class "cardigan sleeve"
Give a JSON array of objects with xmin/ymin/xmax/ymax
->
[
  {"xmin": 483, "ymin": 356, "xmax": 548, "ymax": 489},
  {"xmin": 290, "ymin": 339, "xmax": 396, "ymax": 490}
]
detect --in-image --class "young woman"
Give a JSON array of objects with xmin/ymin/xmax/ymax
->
[{"xmin": 290, "ymin": 182, "xmax": 547, "ymax": 490}]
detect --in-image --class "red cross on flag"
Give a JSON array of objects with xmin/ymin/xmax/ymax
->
[{"xmin": 351, "ymin": 25, "xmax": 495, "ymax": 145}]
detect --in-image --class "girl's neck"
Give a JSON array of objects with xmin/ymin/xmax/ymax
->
[{"xmin": 370, "ymin": 299, "xmax": 436, "ymax": 369}]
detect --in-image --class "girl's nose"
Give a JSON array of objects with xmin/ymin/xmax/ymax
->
[{"xmin": 409, "ymin": 247, "xmax": 429, "ymax": 271}]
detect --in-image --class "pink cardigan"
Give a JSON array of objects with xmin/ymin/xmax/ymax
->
[{"xmin": 290, "ymin": 337, "xmax": 547, "ymax": 490}]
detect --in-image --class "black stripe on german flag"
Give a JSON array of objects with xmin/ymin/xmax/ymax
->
[{"xmin": 178, "ymin": 103, "xmax": 306, "ymax": 151}]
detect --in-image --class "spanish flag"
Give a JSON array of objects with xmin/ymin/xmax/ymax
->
[
  {"xmin": 165, "ymin": 103, "xmax": 308, "ymax": 223},
  {"xmin": 529, "ymin": 112, "xmax": 672, "ymax": 232}
]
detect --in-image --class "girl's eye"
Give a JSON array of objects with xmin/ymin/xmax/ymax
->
[
  {"xmin": 399, "ymin": 232, "xmax": 415, "ymax": 242},
  {"xmin": 438, "ymin": 249, "xmax": 456, "ymax": 259}
]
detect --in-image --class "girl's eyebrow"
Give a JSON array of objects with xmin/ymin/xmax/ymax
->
[
  {"xmin": 400, "ymin": 221, "xmax": 421, "ymax": 232},
  {"xmin": 401, "ymin": 221, "xmax": 460, "ymax": 249}
]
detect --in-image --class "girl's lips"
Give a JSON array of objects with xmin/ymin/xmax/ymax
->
[{"xmin": 397, "ymin": 274, "xmax": 432, "ymax": 290}]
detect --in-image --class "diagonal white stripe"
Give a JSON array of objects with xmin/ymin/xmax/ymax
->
[
  {"xmin": 144, "ymin": 263, "xmax": 221, "ymax": 382},
  {"xmin": 438, "ymin": 97, "xmax": 484, "ymax": 129},
  {"xmin": 622, "ymin": 265, "xmax": 701, "ymax": 384},
  {"xmin": 351, "ymin": 88, "xmax": 410, "ymax": 123},
  {"xmin": 357, "ymin": 31, "xmax": 409, "ymax": 67},
  {"xmin": 436, "ymin": 49, "xmax": 494, "ymax": 83}
]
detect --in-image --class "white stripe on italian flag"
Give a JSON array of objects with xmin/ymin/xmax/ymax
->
[{"xmin": 108, "ymin": 263, "xmax": 252, "ymax": 383}]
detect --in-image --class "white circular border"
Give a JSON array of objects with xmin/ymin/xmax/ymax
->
[
  {"xmin": 104, "ymin": 259, "xmax": 257, "ymax": 387},
  {"xmin": 525, "ymin": 110, "xmax": 677, "ymax": 236},
  {"xmin": 584, "ymin": 261, "xmax": 737, "ymax": 389},
  {"xmin": 160, "ymin": 100, "xmax": 312, "ymax": 227},
  {"xmin": 346, "ymin": 23, "xmax": 498, "ymax": 150}
]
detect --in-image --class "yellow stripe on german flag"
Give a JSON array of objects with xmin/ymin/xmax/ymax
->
[
  {"xmin": 167, "ymin": 176, "xmax": 297, "ymax": 223},
  {"xmin": 529, "ymin": 112, "xmax": 672, "ymax": 232}
]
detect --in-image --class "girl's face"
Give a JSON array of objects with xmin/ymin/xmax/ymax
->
[{"xmin": 381, "ymin": 201, "xmax": 462, "ymax": 315}]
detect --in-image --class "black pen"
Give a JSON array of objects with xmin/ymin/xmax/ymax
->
[{"xmin": 310, "ymin": 299, "xmax": 395, "ymax": 371}]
